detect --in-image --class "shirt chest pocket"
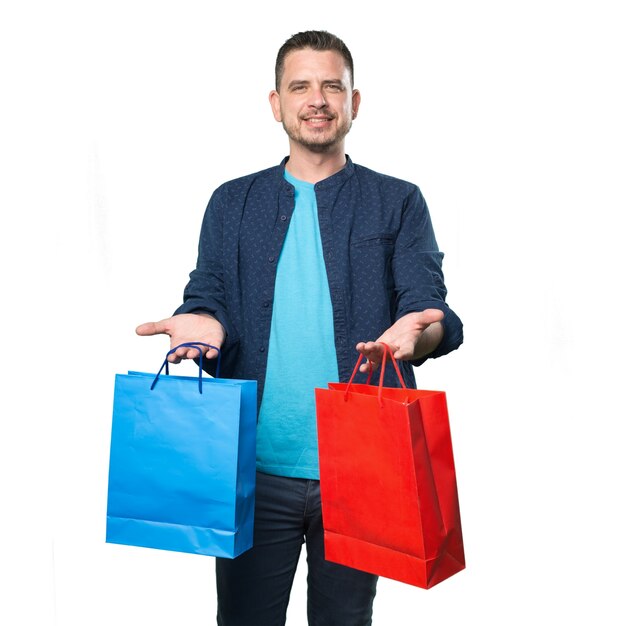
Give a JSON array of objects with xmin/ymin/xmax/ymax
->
[
  {"xmin": 349, "ymin": 232, "xmax": 395, "ymax": 300},
  {"xmin": 350, "ymin": 233, "xmax": 395, "ymax": 248}
]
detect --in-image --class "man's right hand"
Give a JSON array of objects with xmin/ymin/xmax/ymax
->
[{"xmin": 136, "ymin": 313, "xmax": 226, "ymax": 363}]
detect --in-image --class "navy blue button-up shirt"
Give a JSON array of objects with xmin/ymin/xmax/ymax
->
[{"xmin": 175, "ymin": 157, "xmax": 463, "ymax": 402}]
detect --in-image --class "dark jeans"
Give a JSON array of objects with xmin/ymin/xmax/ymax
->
[{"xmin": 216, "ymin": 472, "xmax": 378, "ymax": 626}]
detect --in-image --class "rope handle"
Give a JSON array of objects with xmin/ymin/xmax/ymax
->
[
  {"xmin": 344, "ymin": 342, "xmax": 407, "ymax": 404},
  {"xmin": 150, "ymin": 342, "xmax": 222, "ymax": 394}
]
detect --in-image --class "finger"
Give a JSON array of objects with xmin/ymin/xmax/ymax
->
[
  {"xmin": 136, "ymin": 319, "xmax": 170, "ymax": 336},
  {"xmin": 186, "ymin": 344, "xmax": 222, "ymax": 358},
  {"xmin": 359, "ymin": 359, "xmax": 378, "ymax": 374},
  {"xmin": 168, "ymin": 345, "xmax": 201, "ymax": 362},
  {"xmin": 203, "ymin": 346, "xmax": 221, "ymax": 359},
  {"xmin": 356, "ymin": 342, "xmax": 375, "ymax": 372},
  {"xmin": 392, "ymin": 343, "xmax": 414, "ymax": 360},
  {"xmin": 175, "ymin": 346, "xmax": 199, "ymax": 360},
  {"xmin": 356, "ymin": 341, "xmax": 383, "ymax": 358},
  {"xmin": 355, "ymin": 341, "xmax": 385, "ymax": 367},
  {"xmin": 184, "ymin": 346, "xmax": 216, "ymax": 360},
  {"xmin": 182, "ymin": 347, "xmax": 198, "ymax": 360}
]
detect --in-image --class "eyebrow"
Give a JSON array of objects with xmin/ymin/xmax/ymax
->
[{"xmin": 287, "ymin": 79, "xmax": 346, "ymax": 90}]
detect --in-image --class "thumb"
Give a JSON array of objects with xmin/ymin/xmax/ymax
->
[{"xmin": 135, "ymin": 319, "xmax": 170, "ymax": 337}]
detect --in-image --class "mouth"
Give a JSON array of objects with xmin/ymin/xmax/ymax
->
[{"xmin": 302, "ymin": 115, "xmax": 334, "ymax": 127}]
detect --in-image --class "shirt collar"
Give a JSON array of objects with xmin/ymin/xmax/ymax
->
[{"xmin": 278, "ymin": 155, "xmax": 355, "ymax": 191}]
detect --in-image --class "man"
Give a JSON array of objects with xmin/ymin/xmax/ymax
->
[{"xmin": 137, "ymin": 30, "xmax": 462, "ymax": 626}]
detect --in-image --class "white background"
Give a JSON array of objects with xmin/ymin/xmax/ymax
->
[{"xmin": 2, "ymin": 1, "xmax": 625, "ymax": 624}]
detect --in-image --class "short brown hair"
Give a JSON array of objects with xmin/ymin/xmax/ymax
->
[{"xmin": 275, "ymin": 30, "xmax": 354, "ymax": 91}]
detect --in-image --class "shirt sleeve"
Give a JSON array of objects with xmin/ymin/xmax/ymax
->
[
  {"xmin": 392, "ymin": 185, "xmax": 463, "ymax": 364},
  {"xmin": 173, "ymin": 186, "xmax": 237, "ymax": 375}
]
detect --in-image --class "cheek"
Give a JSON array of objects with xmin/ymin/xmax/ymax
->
[
  {"xmin": 334, "ymin": 97, "xmax": 353, "ymax": 116},
  {"xmin": 280, "ymin": 100, "xmax": 302, "ymax": 121},
  {"xmin": 340, "ymin": 101, "xmax": 354, "ymax": 120}
]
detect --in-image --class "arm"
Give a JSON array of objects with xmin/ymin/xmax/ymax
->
[
  {"xmin": 357, "ymin": 185, "xmax": 462, "ymax": 369},
  {"xmin": 175, "ymin": 186, "xmax": 232, "ymax": 332}
]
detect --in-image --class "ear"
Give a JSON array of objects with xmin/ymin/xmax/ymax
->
[
  {"xmin": 269, "ymin": 90, "xmax": 282, "ymax": 122},
  {"xmin": 351, "ymin": 89, "xmax": 361, "ymax": 120}
]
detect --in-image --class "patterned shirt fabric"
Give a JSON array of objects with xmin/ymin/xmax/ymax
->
[
  {"xmin": 255, "ymin": 170, "xmax": 339, "ymax": 478},
  {"xmin": 175, "ymin": 156, "xmax": 463, "ymax": 405}
]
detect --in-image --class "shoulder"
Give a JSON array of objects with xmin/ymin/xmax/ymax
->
[
  {"xmin": 351, "ymin": 162, "xmax": 421, "ymax": 198},
  {"xmin": 213, "ymin": 164, "xmax": 283, "ymax": 200}
]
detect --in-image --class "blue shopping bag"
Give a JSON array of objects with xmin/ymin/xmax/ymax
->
[{"xmin": 106, "ymin": 343, "xmax": 257, "ymax": 558}]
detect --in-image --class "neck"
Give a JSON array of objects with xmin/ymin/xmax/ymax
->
[{"xmin": 284, "ymin": 142, "xmax": 347, "ymax": 184}]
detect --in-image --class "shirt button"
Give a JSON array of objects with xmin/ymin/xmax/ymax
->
[
  {"xmin": 280, "ymin": 215, "xmax": 287, "ymax": 221},
  {"xmin": 262, "ymin": 301, "xmax": 270, "ymax": 308},
  {"xmin": 259, "ymin": 347, "xmax": 266, "ymax": 353},
  {"xmin": 268, "ymin": 256, "xmax": 275, "ymax": 263}
]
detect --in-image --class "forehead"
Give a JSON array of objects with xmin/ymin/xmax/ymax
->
[{"xmin": 281, "ymin": 49, "xmax": 350, "ymax": 85}]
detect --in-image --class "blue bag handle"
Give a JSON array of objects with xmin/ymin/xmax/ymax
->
[{"xmin": 150, "ymin": 342, "xmax": 222, "ymax": 394}]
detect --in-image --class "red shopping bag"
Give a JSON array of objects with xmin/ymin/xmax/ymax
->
[{"xmin": 315, "ymin": 344, "xmax": 465, "ymax": 589}]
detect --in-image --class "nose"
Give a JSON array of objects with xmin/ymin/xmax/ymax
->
[{"xmin": 308, "ymin": 86, "xmax": 327, "ymax": 109}]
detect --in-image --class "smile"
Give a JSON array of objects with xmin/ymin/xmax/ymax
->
[{"xmin": 303, "ymin": 116, "xmax": 333, "ymax": 125}]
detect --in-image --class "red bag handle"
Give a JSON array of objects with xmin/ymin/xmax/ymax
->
[
  {"xmin": 379, "ymin": 342, "xmax": 407, "ymax": 389},
  {"xmin": 345, "ymin": 342, "xmax": 407, "ymax": 404}
]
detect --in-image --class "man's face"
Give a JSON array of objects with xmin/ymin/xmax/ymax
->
[{"xmin": 270, "ymin": 49, "xmax": 360, "ymax": 153}]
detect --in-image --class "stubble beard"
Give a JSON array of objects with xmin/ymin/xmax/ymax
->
[{"xmin": 282, "ymin": 116, "xmax": 352, "ymax": 154}]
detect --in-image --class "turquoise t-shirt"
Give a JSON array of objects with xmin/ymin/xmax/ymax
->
[{"xmin": 256, "ymin": 170, "xmax": 339, "ymax": 479}]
